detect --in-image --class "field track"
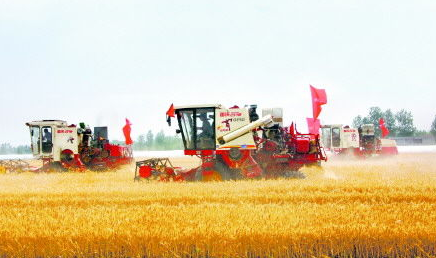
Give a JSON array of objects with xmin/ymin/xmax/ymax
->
[{"xmin": 0, "ymin": 153, "xmax": 435, "ymax": 257}]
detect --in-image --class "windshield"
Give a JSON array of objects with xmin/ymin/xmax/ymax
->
[
  {"xmin": 177, "ymin": 108, "xmax": 216, "ymax": 150},
  {"xmin": 332, "ymin": 127, "xmax": 341, "ymax": 147},
  {"xmin": 321, "ymin": 127, "xmax": 331, "ymax": 148},
  {"xmin": 178, "ymin": 110, "xmax": 194, "ymax": 149},
  {"xmin": 30, "ymin": 126, "xmax": 40, "ymax": 155}
]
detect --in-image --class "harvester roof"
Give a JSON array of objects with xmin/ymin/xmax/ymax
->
[
  {"xmin": 26, "ymin": 120, "xmax": 69, "ymax": 127},
  {"xmin": 174, "ymin": 104, "xmax": 223, "ymax": 110},
  {"xmin": 320, "ymin": 124, "xmax": 344, "ymax": 128}
]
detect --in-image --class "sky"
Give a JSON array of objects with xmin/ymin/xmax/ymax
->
[{"xmin": 0, "ymin": 0, "xmax": 435, "ymax": 145}]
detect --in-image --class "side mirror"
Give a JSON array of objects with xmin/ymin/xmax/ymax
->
[{"xmin": 176, "ymin": 129, "xmax": 181, "ymax": 134}]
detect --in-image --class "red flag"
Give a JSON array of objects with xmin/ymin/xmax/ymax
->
[
  {"xmin": 289, "ymin": 122, "xmax": 295, "ymax": 136},
  {"xmin": 123, "ymin": 118, "xmax": 133, "ymax": 145},
  {"xmin": 310, "ymin": 85, "xmax": 327, "ymax": 119},
  {"xmin": 379, "ymin": 118, "xmax": 390, "ymax": 138},
  {"xmin": 166, "ymin": 104, "xmax": 175, "ymax": 118},
  {"xmin": 306, "ymin": 118, "xmax": 321, "ymax": 134}
]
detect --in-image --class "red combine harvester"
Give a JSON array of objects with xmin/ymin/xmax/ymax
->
[
  {"xmin": 23, "ymin": 120, "xmax": 133, "ymax": 172},
  {"xmin": 135, "ymin": 104, "xmax": 327, "ymax": 181}
]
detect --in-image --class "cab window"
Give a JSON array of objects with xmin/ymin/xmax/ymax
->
[
  {"xmin": 42, "ymin": 126, "xmax": 53, "ymax": 153},
  {"xmin": 321, "ymin": 127, "xmax": 332, "ymax": 148},
  {"xmin": 196, "ymin": 108, "xmax": 215, "ymax": 150},
  {"xmin": 30, "ymin": 126, "xmax": 40, "ymax": 155},
  {"xmin": 332, "ymin": 128, "xmax": 341, "ymax": 147},
  {"xmin": 178, "ymin": 110, "xmax": 194, "ymax": 149}
]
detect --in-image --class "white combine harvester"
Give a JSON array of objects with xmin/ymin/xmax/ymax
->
[
  {"xmin": 25, "ymin": 120, "xmax": 132, "ymax": 171},
  {"xmin": 320, "ymin": 124, "xmax": 398, "ymax": 157}
]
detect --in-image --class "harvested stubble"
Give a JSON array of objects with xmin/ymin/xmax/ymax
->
[{"xmin": 0, "ymin": 153, "xmax": 436, "ymax": 257}]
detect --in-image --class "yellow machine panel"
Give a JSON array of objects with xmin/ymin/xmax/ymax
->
[{"xmin": 215, "ymin": 108, "xmax": 256, "ymax": 150}]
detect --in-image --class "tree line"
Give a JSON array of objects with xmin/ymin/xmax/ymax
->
[
  {"xmin": 111, "ymin": 130, "xmax": 184, "ymax": 151},
  {"xmin": 0, "ymin": 143, "xmax": 31, "ymax": 155},
  {"xmin": 1, "ymin": 130, "xmax": 183, "ymax": 155},
  {"xmin": 353, "ymin": 107, "xmax": 436, "ymax": 139}
]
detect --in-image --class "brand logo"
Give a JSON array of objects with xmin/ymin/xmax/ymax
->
[
  {"xmin": 57, "ymin": 129, "xmax": 73, "ymax": 134},
  {"xmin": 221, "ymin": 119, "xmax": 231, "ymax": 131},
  {"xmin": 351, "ymin": 133, "xmax": 357, "ymax": 141},
  {"xmin": 220, "ymin": 112, "xmax": 242, "ymax": 117}
]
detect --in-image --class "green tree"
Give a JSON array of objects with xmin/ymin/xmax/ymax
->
[
  {"xmin": 352, "ymin": 114, "xmax": 371, "ymax": 128},
  {"xmin": 395, "ymin": 109, "xmax": 416, "ymax": 137},
  {"xmin": 145, "ymin": 130, "xmax": 154, "ymax": 149},
  {"xmin": 431, "ymin": 115, "xmax": 436, "ymax": 141},
  {"xmin": 165, "ymin": 135, "xmax": 184, "ymax": 150},
  {"xmin": 154, "ymin": 130, "xmax": 165, "ymax": 150},
  {"xmin": 352, "ymin": 107, "xmax": 417, "ymax": 138},
  {"xmin": 414, "ymin": 130, "xmax": 430, "ymax": 137},
  {"xmin": 110, "ymin": 130, "xmax": 184, "ymax": 151},
  {"xmin": 352, "ymin": 115, "xmax": 363, "ymax": 128},
  {"xmin": 383, "ymin": 109, "xmax": 397, "ymax": 137},
  {"xmin": 16, "ymin": 145, "xmax": 31, "ymax": 154},
  {"xmin": 367, "ymin": 107, "xmax": 384, "ymax": 137},
  {"xmin": 135, "ymin": 134, "xmax": 146, "ymax": 150},
  {"xmin": 0, "ymin": 143, "xmax": 31, "ymax": 154},
  {"xmin": 0, "ymin": 143, "xmax": 14, "ymax": 154}
]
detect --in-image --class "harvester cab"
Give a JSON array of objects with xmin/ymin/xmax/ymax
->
[
  {"xmin": 320, "ymin": 124, "xmax": 360, "ymax": 154},
  {"xmin": 26, "ymin": 120, "xmax": 80, "ymax": 163},
  {"xmin": 174, "ymin": 104, "xmax": 267, "ymax": 153}
]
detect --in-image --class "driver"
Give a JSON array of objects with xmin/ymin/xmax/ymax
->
[
  {"xmin": 199, "ymin": 113, "xmax": 213, "ymax": 138},
  {"xmin": 43, "ymin": 128, "xmax": 52, "ymax": 142},
  {"xmin": 198, "ymin": 113, "xmax": 214, "ymax": 149}
]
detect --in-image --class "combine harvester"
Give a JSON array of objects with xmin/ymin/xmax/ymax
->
[
  {"xmin": 0, "ymin": 120, "xmax": 133, "ymax": 173},
  {"xmin": 135, "ymin": 104, "xmax": 327, "ymax": 181},
  {"xmin": 320, "ymin": 124, "xmax": 398, "ymax": 157}
]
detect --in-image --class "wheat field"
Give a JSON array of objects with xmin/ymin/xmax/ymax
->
[{"xmin": 0, "ymin": 153, "xmax": 436, "ymax": 257}]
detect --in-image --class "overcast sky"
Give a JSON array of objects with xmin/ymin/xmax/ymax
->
[{"xmin": 1, "ymin": 0, "xmax": 435, "ymax": 145}]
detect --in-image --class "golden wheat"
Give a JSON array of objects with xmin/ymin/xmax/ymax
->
[{"xmin": 0, "ymin": 153, "xmax": 435, "ymax": 257}]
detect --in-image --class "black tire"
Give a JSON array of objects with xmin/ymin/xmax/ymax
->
[
  {"xmin": 214, "ymin": 160, "xmax": 233, "ymax": 180},
  {"xmin": 50, "ymin": 162, "xmax": 68, "ymax": 172}
]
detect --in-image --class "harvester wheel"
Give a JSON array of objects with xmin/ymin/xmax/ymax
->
[
  {"xmin": 214, "ymin": 161, "xmax": 233, "ymax": 180},
  {"xmin": 52, "ymin": 162, "xmax": 69, "ymax": 172}
]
